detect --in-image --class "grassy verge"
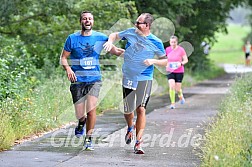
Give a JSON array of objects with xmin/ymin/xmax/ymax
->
[
  {"xmin": 0, "ymin": 74, "xmax": 74, "ymax": 151},
  {"xmin": 200, "ymin": 73, "xmax": 252, "ymax": 167},
  {"xmin": 209, "ymin": 24, "xmax": 251, "ymax": 64}
]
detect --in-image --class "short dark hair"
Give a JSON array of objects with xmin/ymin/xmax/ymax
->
[
  {"xmin": 141, "ymin": 13, "xmax": 154, "ymax": 27},
  {"xmin": 79, "ymin": 11, "xmax": 93, "ymax": 23}
]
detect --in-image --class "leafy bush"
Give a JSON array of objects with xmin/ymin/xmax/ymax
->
[{"xmin": 0, "ymin": 35, "xmax": 39, "ymax": 100}]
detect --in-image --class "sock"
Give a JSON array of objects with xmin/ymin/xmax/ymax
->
[
  {"xmin": 85, "ymin": 136, "xmax": 92, "ymax": 142},
  {"xmin": 169, "ymin": 89, "xmax": 175, "ymax": 104},
  {"xmin": 77, "ymin": 116, "xmax": 86, "ymax": 130},
  {"xmin": 178, "ymin": 89, "xmax": 183, "ymax": 98},
  {"xmin": 127, "ymin": 125, "xmax": 134, "ymax": 132}
]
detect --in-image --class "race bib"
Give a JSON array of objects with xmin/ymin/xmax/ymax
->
[
  {"xmin": 169, "ymin": 62, "xmax": 179, "ymax": 69},
  {"xmin": 122, "ymin": 77, "xmax": 138, "ymax": 90},
  {"xmin": 80, "ymin": 57, "xmax": 96, "ymax": 69}
]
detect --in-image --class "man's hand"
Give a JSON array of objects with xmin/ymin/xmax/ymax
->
[
  {"xmin": 144, "ymin": 59, "xmax": 156, "ymax": 66},
  {"xmin": 115, "ymin": 47, "xmax": 125, "ymax": 57},
  {"xmin": 66, "ymin": 68, "xmax": 77, "ymax": 82},
  {"xmin": 103, "ymin": 41, "xmax": 114, "ymax": 52}
]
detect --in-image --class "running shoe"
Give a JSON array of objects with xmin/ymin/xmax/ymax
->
[
  {"xmin": 84, "ymin": 137, "xmax": 94, "ymax": 151},
  {"xmin": 170, "ymin": 104, "xmax": 176, "ymax": 109},
  {"xmin": 179, "ymin": 97, "xmax": 185, "ymax": 104},
  {"xmin": 134, "ymin": 142, "xmax": 144, "ymax": 154},
  {"xmin": 75, "ymin": 125, "xmax": 84, "ymax": 138},
  {"xmin": 125, "ymin": 131, "xmax": 133, "ymax": 145}
]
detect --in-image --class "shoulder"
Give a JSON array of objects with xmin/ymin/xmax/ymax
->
[
  {"xmin": 120, "ymin": 27, "xmax": 136, "ymax": 34},
  {"xmin": 92, "ymin": 31, "xmax": 107, "ymax": 37},
  {"xmin": 166, "ymin": 46, "xmax": 171, "ymax": 50},
  {"xmin": 92, "ymin": 31, "xmax": 108, "ymax": 38},
  {"xmin": 127, "ymin": 27, "xmax": 136, "ymax": 32},
  {"xmin": 178, "ymin": 46, "xmax": 185, "ymax": 51},
  {"xmin": 165, "ymin": 46, "xmax": 172, "ymax": 53},
  {"xmin": 92, "ymin": 31, "xmax": 108, "ymax": 40},
  {"xmin": 67, "ymin": 31, "xmax": 81, "ymax": 39},
  {"xmin": 148, "ymin": 34, "xmax": 162, "ymax": 43}
]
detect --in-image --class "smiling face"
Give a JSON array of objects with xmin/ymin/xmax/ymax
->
[{"xmin": 80, "ymin": 12, "xmax": 94, "ymax": 31}]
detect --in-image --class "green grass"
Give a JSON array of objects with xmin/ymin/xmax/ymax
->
[
  {"xmin": 200, "ymin": 73, "xmax": 252, "ymax": 167},
  {"xmin": 209, "ymin": 24, "xmax": 251, "ymax": 64},
  {"xmin": 0, "ymin": 75, "xmax": 74, "ymax": 150}
]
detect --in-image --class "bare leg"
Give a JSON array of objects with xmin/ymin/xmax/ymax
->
[
  {"xmin": 124, "ymin": 112, "xmax": 134, "ymax": 128},
  {"xmin": 175, "ymin": 82, "xmax": 183, "ymax": 97},
  {"xmin": 86, "ymin": 95, "xmax": 98, "ymax": 137},
  {"xmin": 74, "ymin": 98, "xmax": 86, "ymax": 120},
  {"xmin": 135, "ymin": 106, "xmax": 146, "ymax": 141}
]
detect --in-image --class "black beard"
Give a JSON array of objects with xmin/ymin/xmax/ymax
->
[{"xmin": 82, "ymin": 24, "xmax": 92, "ymax": 31}]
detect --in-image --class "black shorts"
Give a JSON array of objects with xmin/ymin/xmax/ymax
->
[
  {"xmin": 123, "ymin": 80, "xmax": 152, "ymax": 113},
  {"xmin": 245, "ymin": 53, "xmax": 250, "ymax": 59},
  {"xmin": 70, "ymin": 81, "xmax": 102, "ymax": 104},
  {"xmin": 167, "ymin": 73, "xmax": 184, "ymax": 83}
]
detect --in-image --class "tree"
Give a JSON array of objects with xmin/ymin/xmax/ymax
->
[
  {"xmin": 132, "ymin": 0, "xmax": 247, "ymax": 71},
  {"xmin": 0, "ymin": 0, "xmax": 137, "ymax": 70},
  {"xmin": 0, "ymin": 0, "xmax": 137, "ymax": 99}
]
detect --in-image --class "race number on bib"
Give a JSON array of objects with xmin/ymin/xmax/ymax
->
[
  {"xmin": 169, "ymin": 62, "xmax": 179, "ymax": 69},
  {"xmin": 122, "ymin": 77, "xmax": 138, "ymax": 90},
  {"xmin": 80, "ymin": 57, "xmax": 96, "ymax": 69}
]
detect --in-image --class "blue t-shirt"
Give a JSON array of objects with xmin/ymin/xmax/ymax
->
[
  {"xmin": 118, "ymin": 28, "xmax": 165, "ymax": 89},
  {"xmin": 64, "ymin": 31, "xmax": 108, "ymax": 83}
]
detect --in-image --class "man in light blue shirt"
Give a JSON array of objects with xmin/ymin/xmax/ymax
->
[{"xmin": 104, "ymin": 13, "xmax": 167, "ymax": 154}]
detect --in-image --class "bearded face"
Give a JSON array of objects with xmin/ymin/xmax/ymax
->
[{"xmin": 80, "ymin": 13, "xmax": 94, "ymax": 31}]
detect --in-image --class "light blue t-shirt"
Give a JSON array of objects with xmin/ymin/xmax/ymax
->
[
  {"xmin": 64, "ymin": 31, "xmax": 108, "ymax": 83},
  {"xmin": 118, "ymin": 28, "xmax": 165, "ymax": 89}
]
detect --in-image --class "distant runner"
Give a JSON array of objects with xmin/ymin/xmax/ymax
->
[
  {"xmin": 166, "ymin": 35, "xmax": 188, "ymax": 109},
  {"xmin": 243, "ymin": 40, "xmax": 252, "ymax": 66}
]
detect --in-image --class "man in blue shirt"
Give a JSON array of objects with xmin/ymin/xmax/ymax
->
[
  {"xmin": 104, "ymin": 13, "xmax": 167, "ymax": 154},
  {"xmin": 60, "ymin": 11, "xmax": 123, "ymax": 151}
]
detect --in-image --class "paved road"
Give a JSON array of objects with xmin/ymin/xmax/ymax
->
[{"xmin": 0, "ymin": 72, "xmax": 239, "ymax": 167}]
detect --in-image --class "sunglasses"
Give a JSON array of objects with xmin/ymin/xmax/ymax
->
[{"xmin": 135, "ymin": 21, "xmax": 147, "ymax": 25}]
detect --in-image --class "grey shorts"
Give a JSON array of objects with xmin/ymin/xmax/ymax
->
[
  {"xmin": 123, "ymin": 80, "xmax": 152, "ymax": 113},
  {"xmin": 70, "ymin": 81, "xmax": 102, "ymax": 104}
]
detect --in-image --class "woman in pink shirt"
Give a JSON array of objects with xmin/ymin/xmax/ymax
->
[{"xmin": 166, "ymin": 36, "xmax": 188, "ymax": 109}]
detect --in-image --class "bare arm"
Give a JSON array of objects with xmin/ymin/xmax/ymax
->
[
  {"xmin": 60, "ymin": 49, "xmax": 77, "ymax": 82},
  {"xmin": 181, "ymin": 54, "xmax": 188, "ymax": 66},
  {"xmin": 103, "ymin": 32, "xmax": 121, "ymax": 52},
  {"xmin": 144, "ymin": 55, "xmax": 168, "ymax": 67},
  {"xmin": 109, "ymin": 46, "xmax": 125, "ymax": 56}
]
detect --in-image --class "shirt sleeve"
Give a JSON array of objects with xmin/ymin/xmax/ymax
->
[
  {"xmin": 154, "ymin": 41, "xmax": 166, "ymax": 57},
  {"xmin": 64, "ymin": 36, "xmax": 72, "ymax": 52}
]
